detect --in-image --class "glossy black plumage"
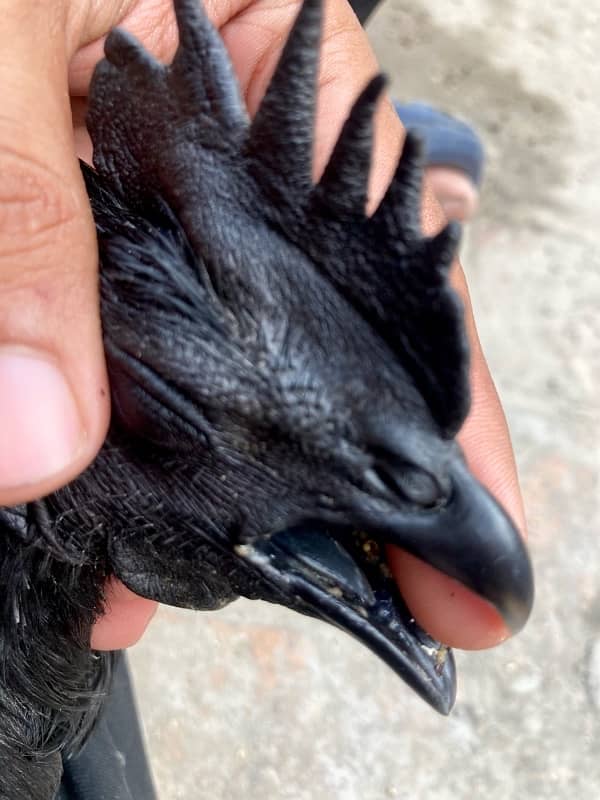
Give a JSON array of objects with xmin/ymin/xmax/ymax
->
[{"xmin": 0, "ymin": 1, "xmax": 533, "ymax": 797}]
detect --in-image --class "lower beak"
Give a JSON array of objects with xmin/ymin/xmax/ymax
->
[{"xmin": 236, "ymin": 524, "xmax": 458, "ymax": 714}]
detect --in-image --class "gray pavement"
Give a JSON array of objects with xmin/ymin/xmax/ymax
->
[{"xmin": 129, "ymin": 1, "xmax": 600, "ymax": 797}]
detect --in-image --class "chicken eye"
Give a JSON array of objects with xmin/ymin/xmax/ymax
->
[
  {"xmin": 392, "ymin": 467, "xmax": 443, "ymax": 507},
  {"xmin": 368, "ymin": 458, "xmax": 445, "ymax": 508}
]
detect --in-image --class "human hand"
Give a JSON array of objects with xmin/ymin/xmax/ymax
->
[{"xmin": 0, "ymin": 0, "xmax": 525, "ymax": 652}]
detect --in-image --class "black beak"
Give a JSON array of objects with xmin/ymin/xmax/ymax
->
[
  {"xmin": 235, "ymin": 460, "xmax": 533, "ymax": 715},
  {"xmin": 236, "ymin": 525, "xmax": 458, "ymax": 714}
]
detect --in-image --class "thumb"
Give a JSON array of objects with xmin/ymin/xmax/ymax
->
[{"xmin": 0, "ymin": 3, "xmax": 109, "ymax": 507}]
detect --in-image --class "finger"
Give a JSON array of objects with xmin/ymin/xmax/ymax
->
[
  {"xmin": 391, "ymin": 192, "xmax": 526, "ymax": 650},
  {"xmin": 0, "ymin": 2, "xmax": 110, "ymax": 507},
  {"xmin": 453, "ymin": 265, "xmax": 526, "ymax": 535},
  {"xmin": 389, "ymin": 308, "xmax": 523, "ymax": 650},
  {"xmin": 91, "ymin": 579, "xmax": 158, "ymax": 650},
  {"xmin": 365, "ymin": 100, "xmax": 526, "ymax": 645}
]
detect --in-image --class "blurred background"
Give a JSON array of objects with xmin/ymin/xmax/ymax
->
[{"xmin": 129, "ymin": 1, "xmax": 600, "ymax": 796}]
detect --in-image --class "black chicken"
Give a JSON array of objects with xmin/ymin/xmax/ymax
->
[{"xmin": 0, "ymin": 0, "xmax": 533, "ymax": 797}]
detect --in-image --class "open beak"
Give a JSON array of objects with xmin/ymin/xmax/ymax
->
[
  {"xmin": 235, "ymin": 460, "xmax": 533, "ymax": 715},
  {"xmin": 236, "ymin": 524, "xmax": 457, "ymax": 714}
]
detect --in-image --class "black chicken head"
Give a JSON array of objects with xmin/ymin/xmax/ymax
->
[{"xmin": 72, "ymin": 0, "xmax": 533, "ymax": 715}]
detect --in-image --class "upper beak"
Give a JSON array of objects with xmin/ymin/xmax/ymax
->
[{"xmin": 365, "ymin": 459, "xmax": 534, "ymax": 634}]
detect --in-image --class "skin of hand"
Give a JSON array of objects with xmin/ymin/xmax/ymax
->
[{"xmin": 0, "ymin": 0, "xmax": 526, "ymax": 652}]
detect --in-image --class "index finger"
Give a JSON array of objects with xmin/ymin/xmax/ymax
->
[{"xmin": 389, "ymin": 133, "xmax": 526, "ymax": 650}]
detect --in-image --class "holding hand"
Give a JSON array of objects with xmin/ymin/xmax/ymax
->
[{"xmin": 0, "ymin": 0, "xmax": 525, "ymax": 652}]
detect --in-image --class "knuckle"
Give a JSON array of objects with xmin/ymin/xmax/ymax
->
[{"xmin": 0, "ymin": 146, "xmax": 80, "ymax": 260}]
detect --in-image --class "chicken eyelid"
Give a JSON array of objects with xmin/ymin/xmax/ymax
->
[{"xmin": 367, "ymin": 453, "xmax": 444, "ymax": 507}]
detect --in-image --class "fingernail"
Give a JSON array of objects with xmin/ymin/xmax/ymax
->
[{"xmin": 0, "ymin": 348, "xmax": 85, "ymax": 489}]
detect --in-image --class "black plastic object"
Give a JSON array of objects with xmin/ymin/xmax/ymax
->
[{"xmin": 56, "ymin": 655, "xmax": 157, "ymax": 800}]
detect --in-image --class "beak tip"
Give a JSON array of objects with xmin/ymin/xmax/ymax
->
[
  {"xmin": 436, "ymin": 687, "xmax": 456, "ymax": 716},
  {"xmin": 410, "ymin": 647, "xmax": 457, "ymax": 716},
  {"xmin": 496, "ymin": 557, "xmax": 535, "ymax": 635}
]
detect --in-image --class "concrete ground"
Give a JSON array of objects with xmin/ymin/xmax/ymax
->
[{"xmin": 129, "ymin": 1, "xmax": 600, "ymax": 797}]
